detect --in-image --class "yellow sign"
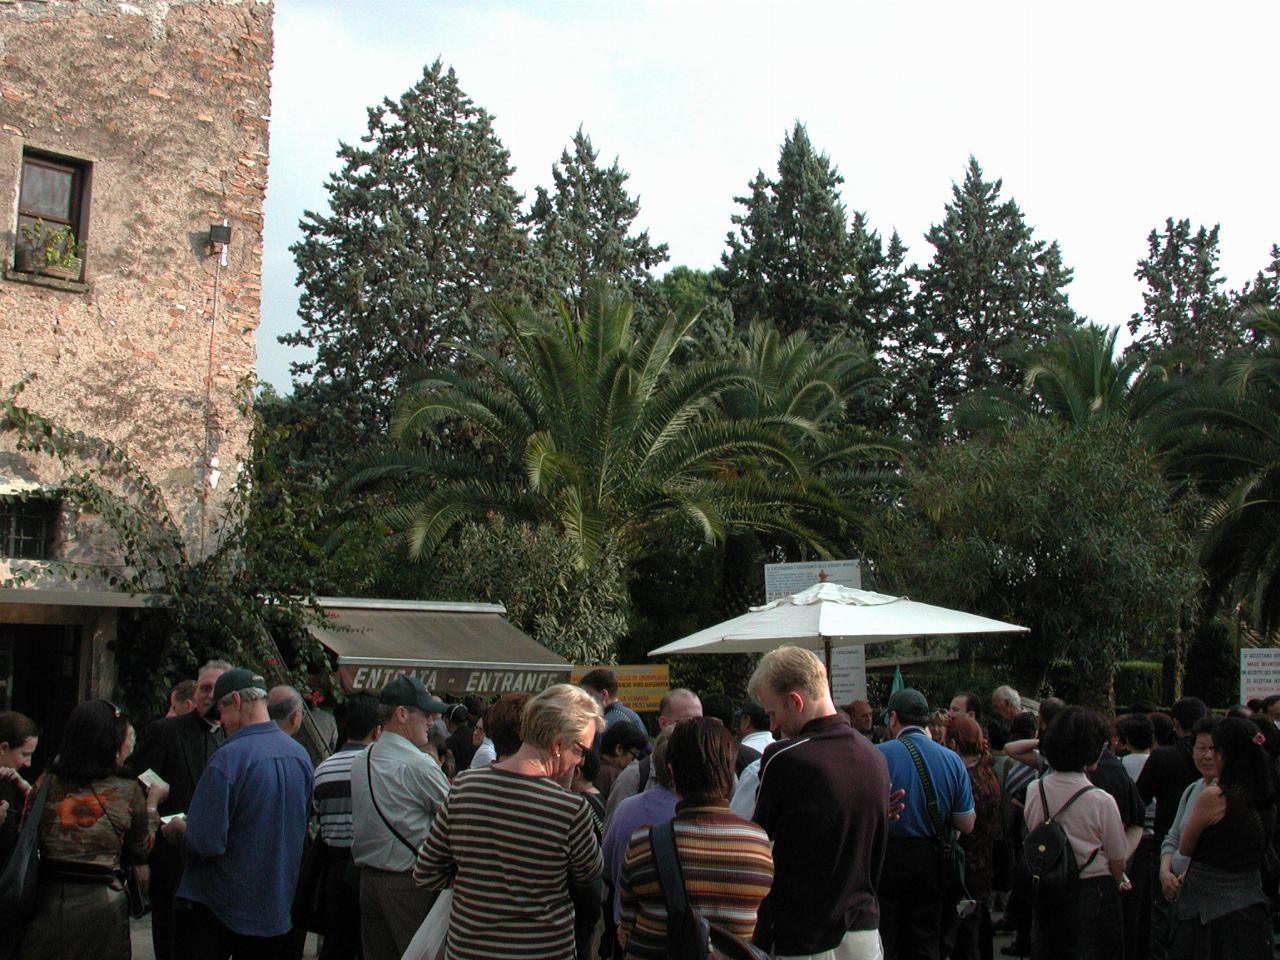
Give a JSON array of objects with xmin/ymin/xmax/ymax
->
[{"xmin": 572, "ymin": 664, "xmax": 671, "ymax": 713}]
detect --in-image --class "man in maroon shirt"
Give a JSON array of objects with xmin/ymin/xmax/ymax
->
[{"xmin": 749, "ymin": 645, "xmax": 891, "ymax": 960}]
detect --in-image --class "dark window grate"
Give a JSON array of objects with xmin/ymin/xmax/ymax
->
[{"xmin": 0, "ymin": 498, "xmax": 60, "ymax": 560}]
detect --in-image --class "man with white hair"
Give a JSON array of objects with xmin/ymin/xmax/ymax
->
[
  {"xmin": 163, "ymin": 668, "xmax": 314, "ymax": 957},
  {"xmin": 991, "ymin": 685, "xmax": 1023, "ymax": 723},
  {"xmin": 603, "ymin": 687, "xmax": 702, "ymax": 822}
]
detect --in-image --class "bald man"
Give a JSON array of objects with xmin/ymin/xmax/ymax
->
[{"xmin": 603, "ymin": 688, "xmax": 701, "ymax": 822}]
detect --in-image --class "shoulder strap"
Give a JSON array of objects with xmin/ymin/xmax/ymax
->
[
  {"xmin": 1037, "ymin": 776, "xmax": 1101, "ymax": 871},
  {"xmin": 900, "ymin": 733, "xmax": 946, "ymax": 839},
  {"xmin": 365, "ymin": 745, "xmax": 417, "ymax": 855},
  {"xmin": 650, "ymin": 819, "xmax": 690, "ymax": 950},
  {"xmin": 1052, "ymin": 783, "xmax": 1097, "ymax": 820}
]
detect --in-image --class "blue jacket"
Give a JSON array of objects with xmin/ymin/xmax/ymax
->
[{"xmin": 177, "ymin": 720, "xmax": 313, "ymax": 936}]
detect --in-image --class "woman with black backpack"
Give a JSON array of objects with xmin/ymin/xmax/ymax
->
[
  {"xmin": 1020, "ymin": 707, "xmax": 1136, "ymax": 960},
  {"xmin": 1169, "ymin": 716, "xmax": 1277, "ymax": 960}
]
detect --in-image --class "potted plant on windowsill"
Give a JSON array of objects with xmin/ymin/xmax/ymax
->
[
  {"xmin": 40, "ymin": 226, "xmax": 86, "ymax": 282},
  {"xmin": 13, "ymin": 219, "xmax": 45, "ymax": 274}
]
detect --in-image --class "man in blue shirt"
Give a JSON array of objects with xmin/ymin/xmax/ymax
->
[
  {"xmin": 876, "ymin": 688, "xmax": 975, "ymax": 960},
  {"xmin": 163, "ymin": 667, "xmax": 314, "ymax": 959}
]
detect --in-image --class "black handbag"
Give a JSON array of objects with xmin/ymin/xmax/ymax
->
[
  {"xmin": 899, "ymin": 734, "xmax": 972, "ymax": 906},
  {"xmin": 0, "ymin": 777, "xmax": 51, "ymax": 931}
]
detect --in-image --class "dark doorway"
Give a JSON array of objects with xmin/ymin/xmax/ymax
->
[{"xmin": 0, "ymin": 623, "xmax": 82, "ymax": 776}]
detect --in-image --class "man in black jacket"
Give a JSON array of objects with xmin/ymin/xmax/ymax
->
[
  {"xmin": 749, "ymin": 646, "xmax": 891, "ymax": 960},
  {"xmin": 131, "ymin": 660, "xmax": 230, "ymax": 960}
]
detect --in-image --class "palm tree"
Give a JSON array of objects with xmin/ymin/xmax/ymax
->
[
  {"xmin": 1155, "ymin": 308, "xmax": 1280, "ymax": 632},
  {"xmin": 345, "ymin": 284, "xmax": 848, "ymax": 566},
  {"xmin": 956, "ymin": 323, "xmax": 1174, "ymax": 433}
]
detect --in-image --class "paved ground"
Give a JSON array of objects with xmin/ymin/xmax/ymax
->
[
  {"xmin": 128, "ymin": 918, "xmax": 320, "ymax": 959},
  {"xmin": 128, "ymin": 915, "xmax": 1021, "ymax": 959}
]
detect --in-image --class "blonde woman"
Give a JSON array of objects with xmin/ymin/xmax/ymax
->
[{"xmin": 414, "ymin": 684, "xmax": 604, "ymax": 960}]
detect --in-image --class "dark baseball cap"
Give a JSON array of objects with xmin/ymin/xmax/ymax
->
[
  {"xmin": 887, "ymin": 688, "xmax": 929, "ymax": 723},
  {"xmin": 380, "ymin": 676, "xmax": 449, "ymax": 714},
  {"xmin": 211, "ymin": 667, "xmax": 263, "ymax": 704}
]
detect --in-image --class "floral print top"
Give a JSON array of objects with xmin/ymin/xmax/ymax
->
[{"xmin": 32, "ymin": 774, "xmax": 154, "ymax": 869}]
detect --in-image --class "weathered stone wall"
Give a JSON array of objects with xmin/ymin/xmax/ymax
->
[{"xmin": 0, "ymin": 0, "xmax": 271, "ymax": 570}]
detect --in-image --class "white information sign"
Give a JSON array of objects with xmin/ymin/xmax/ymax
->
[
  {"xmin": 830, "ymin": 644, "xmax": 868, "ymax": 704},
  {"xmin": 763, "ymin": 560, "xmax": 865, "ymax": 703},
  {"xmin": 1241, "ymin": 649, "xmax": 1280, "ymax": 704},
  {"xmin": 763, "ymin": 559, "xmax": 861, "ymax": 602}
]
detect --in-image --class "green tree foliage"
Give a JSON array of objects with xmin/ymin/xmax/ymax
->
[
  {"xmin": 345, "ymin": 283, "xmax": 846, "ymax": 567},
  {"xmin": 868, "ymin": 419, "xmax": 1198, "ymax": 707},
  {"xmin": 893, "ymin": 157, "xmax": 1077, "ymax": 444},
  {"xmin": 719, "ymin": 123, "xmax": 904, "ymax": 347},
  {"xmin": 526, "ymin": 128, "xmax": 668, "ymax": 308},
  {"xmin": 1234, "ymin": 244, "xmax": 1280, "ymax": 312},
  {"xmin": 428, "ymin": 516, "xmax": 629, "ymax": 664},
  {"xmin": 1126, "ymin": 218, "xmax": 1240, "ymax": 371},
  {"xmin": 1155, "ymin": 309, "xmax": 1280, "ymax": 632},
  {"xmin": 283, "ymin": 60, "xmax": 530, "ymax": 459},
  {"xmin": 956, "ymin": 323, "xmax": 1174, "ymax": 432}
]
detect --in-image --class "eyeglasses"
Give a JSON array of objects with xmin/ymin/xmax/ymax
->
[
  {"xmin": 100, "ymin": 700, "xmax": 123, "ymax": 720},
  {"xmin": 571, "ymin": 740, "xmax": 591, "ymax": 756}
]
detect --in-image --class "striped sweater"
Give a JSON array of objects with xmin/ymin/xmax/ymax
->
[
  {"xmin": 413, "ymin": 766, "xmax": 602, "ymax": 960},
  {"xmin": 619, "ymin": 800, "xmax": 774, "ymax": 960}
]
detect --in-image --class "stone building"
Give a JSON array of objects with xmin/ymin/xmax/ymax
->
[{"xmin": 0, "ymin": 0, "xmax": 271, "ymax": 760}]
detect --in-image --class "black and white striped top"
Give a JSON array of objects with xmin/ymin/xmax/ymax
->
[{"xmin": 414, "ymin": 765, "xmax": 603, "ymax": 960}]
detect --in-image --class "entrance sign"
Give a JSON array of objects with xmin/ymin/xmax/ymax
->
[
  {"xmin": 1241, "ymin": 649, "xmax": 1280, "ymax": 704},
  {"xmin": 338, "ymin": 664, "xmax": 565, "ymax": 696},
  {"xmin": 572, "ymin": 664, "xmax": 670, "ymax": 712}
]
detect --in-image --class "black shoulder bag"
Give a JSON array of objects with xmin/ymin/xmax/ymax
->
[
  {"xmin": 900, "ymin": 734, "xmax": 971, "ymax": 907},
  {"xmin": 649, "ymin": 819, "xmax": 768, "ymax": 960}
]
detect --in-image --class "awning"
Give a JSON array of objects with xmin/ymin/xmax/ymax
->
[{"xmin": 311, "ymin": 597, "xmax": 571, "ymax": 697}]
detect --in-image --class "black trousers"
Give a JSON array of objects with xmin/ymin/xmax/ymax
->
[
  {"xmin": 880, "ymin": 837, "xmax": 945, "ymax": 960},
  {"xmin": 148, "ymin": 837, "xmax": 184, "ymax": 960},
  {"xmin": 1030, "ymin": 876, "xmax": 1123, "ymax": 960},
  {"xmin": 1121, "ymin": 835, "xmax": 1154, "ymax": 960},
  {"xmin": 318, "ymin": 853, "xmax": 362, "ymax": 960},
  {"xmin": 176, "ymin": 899, "xmax": 293, "ymax": 960}
]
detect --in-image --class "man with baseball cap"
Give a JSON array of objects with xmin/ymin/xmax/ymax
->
[
  {"xmin": 162, "ymin": 667, "xmax": 314, "ymax": 958},
  {"xmin": 350, "ymin": 676, "xmax": 450, "ymax": 960},
  {"xmin": 876, "ymin": 688, "xmax": 975, "ymax": 960}
]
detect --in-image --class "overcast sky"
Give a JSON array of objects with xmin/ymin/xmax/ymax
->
[{"xmin": 259, "ymin": 0, "xmax": 1279, "ymax": 390}]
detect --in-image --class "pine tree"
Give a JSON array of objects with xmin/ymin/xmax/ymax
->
[
  {"xmin": 718, "ymin": 123, "xmax": 896, "ymax": 347},
  {"xmin": 1126, "ymin": 218, "xmax": 1240, "ymax": 371},
  {"xmin": 1234, "ymin": 243, "xmax": 1280, "ymax": 312},
  {"xmin": 282, "ymin": 60, "xmax": 531, "ymax": 459},
  {"xmin": 893, "ymin": 157, "xmax": 1077, "ymax": 444},
  {"xmin": 525, "ymin": 128, "xmax": 668, "ymax": 308}
]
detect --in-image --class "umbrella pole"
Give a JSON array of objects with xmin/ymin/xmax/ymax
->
[{"xmin": 823, "ymin": 637, "xmax": 833, "ymax": 698}]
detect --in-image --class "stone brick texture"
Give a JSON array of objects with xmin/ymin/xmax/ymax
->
[{"xmin": 0, "ymin": 0, "xmax": 272, "ymax": 574}]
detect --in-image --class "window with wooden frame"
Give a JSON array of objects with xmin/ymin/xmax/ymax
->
[{"xmin": 14, "ymin": 149, "xmax": 91, "ymax": 277}]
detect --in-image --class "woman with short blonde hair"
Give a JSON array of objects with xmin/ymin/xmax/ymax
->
[{"xmin": 415, "ymin": 684, "xmax": 604, "ymax": 960}]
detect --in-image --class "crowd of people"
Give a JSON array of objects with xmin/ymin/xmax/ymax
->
[{"xmin": 1, "ymin": 653, "xmax": 1279, "ymax": 960}]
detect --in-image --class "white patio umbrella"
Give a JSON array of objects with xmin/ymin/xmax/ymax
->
[{"xmin": 649, "ymin": 582, "xmax": 1028, "ymax": 684}]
